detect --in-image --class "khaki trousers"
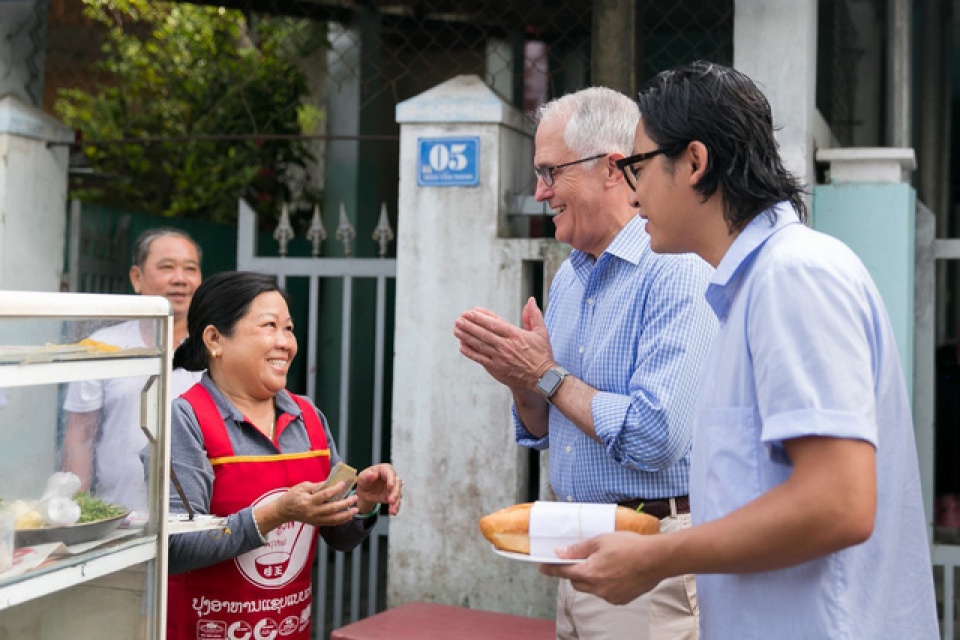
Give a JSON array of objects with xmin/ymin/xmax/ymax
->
[{"xmin": 555, "ymin": 512, "xmax": 698, "ymax": 640}]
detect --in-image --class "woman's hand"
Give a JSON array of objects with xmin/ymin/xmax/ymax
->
[
  {"xmin": 255, "ymin": 480, "xmax": 359, "ymax": 533},
  {"xmin": 355, "ymin": 463, "xmax": 403, "ymax": 516}
]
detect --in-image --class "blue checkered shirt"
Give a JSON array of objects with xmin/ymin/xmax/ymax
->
[{"xmin": 515, "ymin": 215, "xmax": 717, "ymax": 502}]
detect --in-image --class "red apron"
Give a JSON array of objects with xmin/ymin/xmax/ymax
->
[{"xmin": 168, "ymin": 384, "xmax": 331, "ymax": 640}]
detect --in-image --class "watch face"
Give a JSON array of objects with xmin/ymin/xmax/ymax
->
[{"xmin": 537, "ymin": 369, "xmax": 562, "ymax": 396}]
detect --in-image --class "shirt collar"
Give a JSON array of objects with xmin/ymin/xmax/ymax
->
[
  {"xmin": 706, "ymin": 202, "xmax": 801, "ymax": 319},
  {"xmin": 199, "ymin": 371, "xmax": 300, "ymax": 422},
  {"xmin": 570, "ymin": 214, "xmax": 647, "ymax": 275}
]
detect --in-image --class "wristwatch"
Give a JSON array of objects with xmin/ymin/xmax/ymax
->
[{"xmin": 535, "ymin": 366, "xmax": 569, "ymax": 401}]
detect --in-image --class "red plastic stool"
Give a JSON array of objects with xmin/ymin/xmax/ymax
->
[{"xmin": 330, "ymin": 601, "xmax": 556, "ymax": 640}]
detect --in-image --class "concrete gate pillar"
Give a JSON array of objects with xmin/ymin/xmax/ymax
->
[
  {"xmin": 389, "ymin": 75, "xmax": 566, "ymax": 617},
  {"xmin": 0, "ymin": 1, "xmax": 72, "ymax": 292},
  {"xmin": 735, "ymin": 0, "xmax": 817, "ymax": 188}
]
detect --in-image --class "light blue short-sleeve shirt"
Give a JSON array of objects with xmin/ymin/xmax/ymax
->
[{"xmin": 691, "ymin": 203, "xmax": 938, "ymax": 639}]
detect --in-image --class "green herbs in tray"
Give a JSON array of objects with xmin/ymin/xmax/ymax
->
[{"xmin": 74, "ymin": 492, "xmax": 127, "ymax": 523}]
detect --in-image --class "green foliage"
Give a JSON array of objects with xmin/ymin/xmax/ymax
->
[{"xmin": 55, "ymin": 0, "xmax": 327, "ymax": 224}]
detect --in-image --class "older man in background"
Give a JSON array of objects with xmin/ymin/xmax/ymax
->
[{"xmin": 62, "ymin": 227, "xmax": 203, "ymax": 513}]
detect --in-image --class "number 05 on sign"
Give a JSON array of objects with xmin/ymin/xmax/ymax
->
[{"xmin": 417, "ymin": 137, "xmax": 480, "ymax": 187}]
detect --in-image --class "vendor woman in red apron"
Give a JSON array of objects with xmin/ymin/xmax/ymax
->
[{"xmin": 166, "ymin": 271, "xmax": 402, "ymax": 640}]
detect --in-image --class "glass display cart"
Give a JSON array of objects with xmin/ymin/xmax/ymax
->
[{"xmin": 0, "ymin": 291, "xmax": 174, "ymax": 639}]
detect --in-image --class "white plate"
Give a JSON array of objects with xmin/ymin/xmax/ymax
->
[{"xmin": 492, "ymin": 546, "xmax": 584, "ymax": 565}]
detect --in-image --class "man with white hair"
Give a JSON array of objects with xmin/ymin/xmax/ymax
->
[{"xmin": 455, "ymin": 87, "xmax": 716, "ymax": 639}]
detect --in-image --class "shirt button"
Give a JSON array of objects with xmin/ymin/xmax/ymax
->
[
  {"xmin": 567, "ymin": 495, "xmax": 574, "ymax": 502},
  {"xmin": 586, "ymin": 297, "xmax": 594, "ymax": 305},
  {"xmin": 578, "ymin": 346, "xmax": 584, "ymax": 353},
  {"xmin": 565, "ymin": 445, "xmax": 572, "ymax": 454}
]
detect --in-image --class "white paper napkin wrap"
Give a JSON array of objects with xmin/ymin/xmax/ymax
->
[{"xmin": 529, "ymin": 501, "xmax": 617, "ymax": 559}]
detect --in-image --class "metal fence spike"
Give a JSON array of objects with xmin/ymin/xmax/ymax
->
[
  {"xmin": 273, "ymin": 202, "xmax": 295, "ymax": 257},
  {"xmin": 336, "ymin": 201, "xmax": 356, "ymax": 256},
  {"xmin": 372, "ymin": 202, "xmax": 395, "ymax": 258},
  {"xmin": 307, "ymin": 204, "xmax": 327, "ymax": 257}
]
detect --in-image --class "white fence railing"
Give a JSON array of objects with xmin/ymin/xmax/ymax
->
[{"xmin": 236, "ymin": 198, "xmax": 396, "ymax": 637}]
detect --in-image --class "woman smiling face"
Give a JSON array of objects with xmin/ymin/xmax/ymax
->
[{"xmin": 212, "ymin": 290, "xmax": 298, "ymax": 402}]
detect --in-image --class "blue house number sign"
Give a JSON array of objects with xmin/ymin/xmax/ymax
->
[{"xmin": 417, "ymin": 137, "xmax": 480, "ymax": 187}]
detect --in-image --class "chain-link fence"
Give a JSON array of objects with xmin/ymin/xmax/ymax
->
[
  {"xmin": 817, "ymin": 0, "xmax": 858, "ymax": 147},
  {"xmin": 41, "ymin": 0, "xmax": 742, "ymax": 236},
  {"xmin": 41, "ymin": 0, "xmax": 890, "ymax": 234}
]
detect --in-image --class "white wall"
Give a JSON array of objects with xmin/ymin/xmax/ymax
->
[
  {"xmin": 390, "ymin": 75, "xmax": 565, "ymax": 617},
  {"xmin": 734, "ymin": 0, "xmax": 818, "ymax": 188},
  {"xmin": 0, "ymin": 96, "xmax": 72, "ymax": 292}
]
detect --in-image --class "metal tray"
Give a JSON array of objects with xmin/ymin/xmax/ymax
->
[{"xmin": 14, "ymin": 511, "xmax": 130, "ymax": 548}]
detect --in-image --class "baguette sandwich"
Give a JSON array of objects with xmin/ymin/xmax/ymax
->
[{"xmin": 479, "ymin": 502, "xmax": 660, "ymax": 554}]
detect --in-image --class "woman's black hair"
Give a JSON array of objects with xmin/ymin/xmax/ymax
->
[
  {"xmin": 636, "ymin": 60, "xmax": 808, "ymax": 231},
  {"xmin": 173, "ymin": 271, "xmax": 288, "ymax": 371}
]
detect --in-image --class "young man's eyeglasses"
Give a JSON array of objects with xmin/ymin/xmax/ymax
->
[
  {"xmin": 534, "ymin": 153, "xmax": 608, "ymax": 187},
  {"xmin": 615, "ymin": 149, "xmax": 667, "ymax": 191}
]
